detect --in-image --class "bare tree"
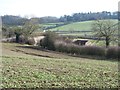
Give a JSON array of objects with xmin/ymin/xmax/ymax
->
[
  {"xmin": 92, "ymin": 19, "xmax": 118, "ymax": 47},
  {"xmin": 13, "ymin": 26, "xmax": 23, "ymax": 43},
  {"xmin": 13, "ymin": 18, "xmax": 39, "ymax": 43}
]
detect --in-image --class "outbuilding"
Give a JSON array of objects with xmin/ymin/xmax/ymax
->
[{"xmin": 73, "ymin": 39, "xmax": 88, "ymax": 45}]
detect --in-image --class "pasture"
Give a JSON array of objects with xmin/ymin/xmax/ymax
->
[
  {"xmin": 50, "ymin": 21, "xmax": 93, "ymax": 31},
  {"xmin": 1, "ymin": 43, "xmax": 119, "ymax": 89},
  {"xmin": 50, "ymin": 19, "xmax": 118, "ymax": 31},
  {"xmin": 39, "ymin": 19, "xmax": 118, "ymax": 37}
]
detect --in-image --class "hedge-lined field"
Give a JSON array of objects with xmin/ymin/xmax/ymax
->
[
  {"xmin": 50, "ymin": 19, "xmax": 117, "ymax": 31},
  {"xmin": 37, "ymin": 19, "xmax": 118, "ymax": 37}
]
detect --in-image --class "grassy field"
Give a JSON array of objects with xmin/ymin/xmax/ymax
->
[
  {"xmin": 50, "ymin": 19, "xmax": 118, "ymax": 31},
  {"xmin": 50, "ymin": 21, "xmax": 93, "ymax": 31},
  {"xmin": 38, "ymin": 19, "xmax": 118, "ymax": 37},
  {"xmin": 1, "ymin": 43, "xmax": 119, "ymax": 89}
]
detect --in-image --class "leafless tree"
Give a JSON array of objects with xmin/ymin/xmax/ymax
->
[{"xmin": 92, "ymin": 20, "xmax": 118, "ymax": 47}]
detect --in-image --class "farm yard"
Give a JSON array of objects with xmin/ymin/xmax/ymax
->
[{"xmin": 1, "ymin": 43, "xmax": 119, "ymax": 89}]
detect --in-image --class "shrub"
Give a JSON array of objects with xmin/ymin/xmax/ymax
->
[
  {"xmin": 80, "ymin": 46, "xmax": 105, "ymax": 56},
  {"xmin": 19, "ymin": 35, "xmax": 26, "ymax": 44},
  {"xmin": 55, "ymin": 41, "xmax": 105, "ymax": 57},
  {"xmin": 40, "ymin": 31, "xmax": 58, "ymax": 50},
  {"xmin": 27, "ymin": 38, "xmax": 35, "ymax": 45},
  {"xmin": 54, "ymin": 41, "xmax": 75, "ymax": 54},
  {"xmin": 39, "ymin": 32, "xmax": 119, "ymax": 59},
  {"xmin": 19, "ymin": 36, "xmax": 35, "ymax": 45},
  {"xmin": 55, "ymin": 40, "xmax": 66, "ymax": 52},
  {"xmin": 106, "ymin": 46, "xmax": 120, "ymax": 59}
]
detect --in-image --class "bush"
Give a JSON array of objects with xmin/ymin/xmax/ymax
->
[
  {"xmin": 55, "ymin": 41, "xmax": 105, "ymax": 57},
  {"xmin": 55, "ymin": 41, "xmax": 78, "ymax": 54},
  {"xmin": 19, "ymin": 35, "xmax": 26, "ymax": 44},
  {"xmin": 40, "ymin": 31, "xmax": 58, "ymax": 50},
  {"xmin": 39, "ymin": 31, "xmax": 119, "ymax": 59},
  {"xmin": 106, "ymin": 47, "xmax": 120, "ymax": 59},
  {"xmin": 19, "ymin": 36, "xmax": 35, "ymax": 45},
  {"xmin": 55, "ymin": 40, "xmax": 66, "ymax": 52},
  {"xmin": 27, "ymin": 38, "xmax": 35, "ymax": 45},
  {"xmin": 80, "ymin": 46, "xmax": 105, "ymax": 56}
]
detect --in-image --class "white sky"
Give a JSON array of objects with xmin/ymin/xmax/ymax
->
[{"xmin": 0, "ymin": 0, "xmax": 119, "ymax": 18}]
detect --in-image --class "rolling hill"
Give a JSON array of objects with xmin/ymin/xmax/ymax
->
[
  {"xmin": 50, "ymin": 21, "xmax": 93, "ymax": 31},
  {"xmin": 39, "ymin": 19, "xmax": 118, "ymax": 36},
  {"xmin": 49, "ymin": 19, "xmax": 118, "ymax": 31}
]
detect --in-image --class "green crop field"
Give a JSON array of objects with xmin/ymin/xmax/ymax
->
[{"xmin": 1, "ymin": 43, "xmax": 119, "ymax": 89}]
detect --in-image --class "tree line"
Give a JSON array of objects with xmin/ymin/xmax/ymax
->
[
  {"xmin": 2, "ymin": 15, "xmax": 29, "ymax": 26},
  {"xmin": 59, "ymin": 11, "xmax": 118, "ymax": 22},
  {"xmin": 1, "ymin": 11, "xmax": 119, "ymax": 26}
]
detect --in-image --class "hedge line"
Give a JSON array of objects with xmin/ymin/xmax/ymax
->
[
  {"xmin": 55, "ymin": 41, "xmax": 119, "ymax": 59},
  {"xmin": 40, "ymin": 31, "xmax": 119, "ymax": 59}
]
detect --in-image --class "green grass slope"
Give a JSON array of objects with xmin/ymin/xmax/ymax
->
[
  {"xmin": 50, "ymin": 21, "xmax": 93, "ymax": 31},
  {"xmin": 37, "ymin": 19, "xmax": 118, "ymax": 37},
  {"xmin": 49, "ymin": 19, "xmax": 118, "ymax": 32}
]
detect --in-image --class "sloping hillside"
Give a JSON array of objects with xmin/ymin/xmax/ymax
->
[
  {"xmin": 49, "ymin": 19, "xmax": 118, "ymax": 32},
  {"xmin": 50, "ymin": 21, "xmax": 93, "ymax": 31}
]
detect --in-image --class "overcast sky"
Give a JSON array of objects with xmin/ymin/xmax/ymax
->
[{"xmin": 0, "ymin": 0, "xmax": 119, "ymax": 17}]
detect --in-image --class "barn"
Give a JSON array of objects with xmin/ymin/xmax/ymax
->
[{"xmin": 73, "ymin": 39, "xmax": 88, "ymax": 45}]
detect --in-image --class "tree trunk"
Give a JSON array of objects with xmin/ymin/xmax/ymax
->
[
  {"xmin": 106, "ymin": 36, "xmax": 110, "ymax": 48},
  {"xmin": 16, "ymin": 34, "xmax": 20, "ymax": 43}
]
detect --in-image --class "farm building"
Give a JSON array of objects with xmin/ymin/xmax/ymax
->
[{"xmin": 73, "ymin": 39, "xmax": 88, "ymax": 45}]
